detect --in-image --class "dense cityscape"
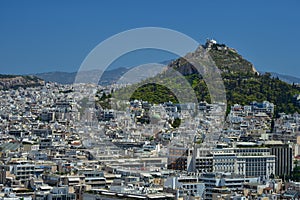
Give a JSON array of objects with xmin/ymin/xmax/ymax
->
[{"xmin": 0, "ymin": 79, "xmax": 299, "ymax": 199}]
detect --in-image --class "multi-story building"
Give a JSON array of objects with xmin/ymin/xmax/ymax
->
[
  {"xmin": 79, "ymin": 170, "xmax": 106, "ymax": 189},
  {"xmin": 36, "ymin": 186, "xmax": 76, "ymax": 200},
  {"xmin": 199, "ymin": 172, "xmax": 258, "ymax": 200},
  {"xmin": 167, "ymin": 145, "xmax": 193, "ymax": 171},
  {"xmin": 39, "ymin": 138, "xmax": 52, "ymax": 149},
  {"xmin": 267, "ymin": 143, "xmax": 293, "ymax": 177},
  {"xmin": 212, "ymin": 150, "xmax": 236, "ymax": 173},
  {"xmin": 164, "ymin": 175, "xmax": 205, "ymax": 199},
  {"xmin": 192, "ymin": 146, "xmax": 276, "ymax": 179},
  {"xmin": 233, "ymin": 147, "xmax": 276, "ymax": 178},
  {"xmin": 193, "ymin": 148, "xmax": 213, "ymax": 173},
  {"xmin": 11, "ymin": 163, "xmax": 36, "ymax": 183}
]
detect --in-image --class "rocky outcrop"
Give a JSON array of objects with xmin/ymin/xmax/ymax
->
[{"xmin": 0, "ymin": 75, "xmax": 44, "ymax": 90}]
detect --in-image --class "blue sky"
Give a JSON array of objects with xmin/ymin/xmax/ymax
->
[{"xmin": 0, "ymin": 0, "xmax": 300, "ymax": 77}]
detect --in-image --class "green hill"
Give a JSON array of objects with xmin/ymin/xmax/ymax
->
[{"xmin": 101, "ymin": 40, "xmax": 300, "ymax": 116}]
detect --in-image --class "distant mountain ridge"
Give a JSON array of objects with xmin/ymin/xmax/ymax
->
[
  {"xmin": 265, "ymin": 72, "xmax": 300, "ymax": 84},
  {"xmin": 34, "ymin": 67, "xmax": 129, "ymax": 85},
  {"xmin": 34, "ymin": 60, "xmax": 175, "ymax": 85}
]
